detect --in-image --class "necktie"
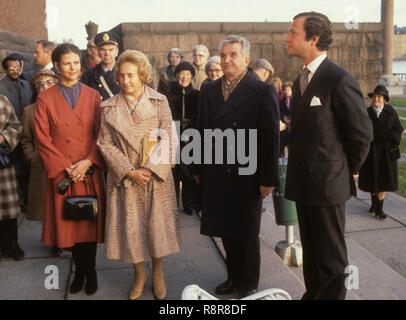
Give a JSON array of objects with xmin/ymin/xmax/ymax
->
[{"xmin": 300, "ymin": 67, "xmax": 310, "ymax": 96}]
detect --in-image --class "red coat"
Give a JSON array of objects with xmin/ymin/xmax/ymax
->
[{"xmin": 35, "ymin": 84, "xmax": 106, "ymax": 248}]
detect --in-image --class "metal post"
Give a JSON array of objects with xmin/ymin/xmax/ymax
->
[{"xmin": 286, "ymin": 225, "xmax": 294, "ymax": 244}]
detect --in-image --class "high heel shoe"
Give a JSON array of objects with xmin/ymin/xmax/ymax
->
[
  {"xmin": 152, "ymin": 274, "xmax": 167, "ymax": 300},
  {"xmin": 128, "ymin": 281, "xmax": 146, "ymax": 300}
]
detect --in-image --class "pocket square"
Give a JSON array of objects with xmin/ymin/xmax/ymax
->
[{"xmin": 310, "ymin": 96, "xmax": 322, "ymax": 107}]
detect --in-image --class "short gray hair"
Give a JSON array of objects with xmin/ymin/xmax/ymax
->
[
  {"xmin": 219, "ymin": 35, "xmax": 250, "ymax": 57},
  {"xmin": 192, "ymin": 44, "xmax": 210, "ymax": 59},
  {"xmin": 254, "ymin": 58, "xmax": 274, "ymax": 76},
  {"xmin": 204, "ymin": 56, "xmax": 221, "ymax": 75}
]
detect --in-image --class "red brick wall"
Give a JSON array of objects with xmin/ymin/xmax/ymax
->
[{"xmin": 0, "ymin": 0, "xmax": 47, "ymax": 40}]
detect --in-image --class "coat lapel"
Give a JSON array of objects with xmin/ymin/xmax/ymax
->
[
  {"xmin": 103, "ymin": 87, "xmax": 160, "ymax": 154},
  {"xmin": 206, "ymin": 79, "xmax": 225, "ymax": 118},
  {"xmin": 213, "ymin": 72, "xmax": 255, "ymax": 122},
  {"xmin": 291, "ymin": 58, "xmax": 331, "ymax": 135}
]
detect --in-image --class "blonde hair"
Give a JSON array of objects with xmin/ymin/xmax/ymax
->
[{"xmin": 114, "ymin": 50, "xmax": 153, "ymax": 84}]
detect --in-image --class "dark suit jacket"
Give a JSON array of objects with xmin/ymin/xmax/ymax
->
[
  {"xmin": 81, "ymin": 64, "xmax": 121, "ymax": 101},
  {"xmin": 285, "ymin": 58, "xmax": 373, "ymax": 207},
  {"xmin": 196, "ymin": 71, "xmax": 280, "ymax": 239},
  {"xmin": 0, "ymin": 76, "xmax": 32, "ymax": 120}
]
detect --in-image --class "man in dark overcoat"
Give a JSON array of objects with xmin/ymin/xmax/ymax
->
[
  {"xmin": 285, "ymin": 12, "xmax": 373, "ymax": 300},
  {"xmin": 194, "ymin": 35, "xmax": 280, "ymax": 297},
  {"xmin": 81, "ymin": 32, "xmax": 121, "ymax": 101}
]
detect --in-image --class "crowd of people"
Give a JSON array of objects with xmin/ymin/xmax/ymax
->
[{"xmin": 0, "ymin": 11, "xmax": 404, "ymax": 301}]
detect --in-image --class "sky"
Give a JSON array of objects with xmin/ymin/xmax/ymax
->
[{"xmin": 46, "ymin": 0, "xmax": 406, "ymax": 49}]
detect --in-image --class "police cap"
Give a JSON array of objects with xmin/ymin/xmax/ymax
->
[{"xmin": 94, "ymin": 32, "xmax": 119, "ymax": 47}]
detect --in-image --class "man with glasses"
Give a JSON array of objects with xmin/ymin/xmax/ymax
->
[{"xmin": 0, "ymin": 53, "xmax": 32, "ymax": 120}]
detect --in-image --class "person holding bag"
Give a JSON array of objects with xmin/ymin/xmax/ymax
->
[
  {"xmin": 97, "ymin": 50, "xmax": 179, "ymax": 300},
  {"xmin": 35, "ymin": 43, "xmax": 106, "ymax": 295},
  {"xmin": 0, "ymin": 94, "xmax": 24, "ymax": 261},
  {"xmin": 359, "ymin": 85, "xmax": 404, "ymax": 219}
]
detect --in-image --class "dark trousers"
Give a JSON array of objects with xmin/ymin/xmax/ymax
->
[
  {"xmin": 14, "ymin": 145, "xmax": 29, "ymax": 210},
  {"xmin": 71, "ymin": 242, "xmax": 97, "ymax": 275},
  {"xmin": 0, "ymin": 218, "xmax": 20, "ymax": 256},
  {"xmin": 296, "ymin": 203, "xmax": 348, "ymax": 300},
  {"xmin": 221, "ymin": 236, "xmax": 260, "ymax": 291},
  {"xmin": 172, "ymin": 165, "xmax": 200, "ymax": 211}
]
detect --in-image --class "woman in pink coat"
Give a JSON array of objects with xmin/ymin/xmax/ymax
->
[
  {"xmin": 35, "ymin": 43, "xmax": 106, "ymax": 296},
  {"xmin": 97, "ymin": 50, "xmax": 179, "ymax": 300}
]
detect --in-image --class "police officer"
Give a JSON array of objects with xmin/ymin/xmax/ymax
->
[{"xmin": 81, "ymin": 32, "xmax": 121, "ymax": 101}]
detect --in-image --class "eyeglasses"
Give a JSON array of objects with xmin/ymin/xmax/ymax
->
[
  {"xmin": 7, "ymin": 67, "xmax": 21, "ymax": 72},
  {"xmin": 208, "ymin": 69, "xmax": 222, "ymax": 74},
  {"xmin": 36, "ymin": 79, "xmax": 56, "ymax": 87}
]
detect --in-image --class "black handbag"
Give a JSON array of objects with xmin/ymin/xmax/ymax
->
[{"xmin": 63, "ymin": 176, "xmax": 98, "ymax": 221}]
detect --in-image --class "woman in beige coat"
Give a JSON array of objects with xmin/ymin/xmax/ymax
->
[{"xmin": 97, "ymin": 50, "xmax": 179, "ymax": 300}]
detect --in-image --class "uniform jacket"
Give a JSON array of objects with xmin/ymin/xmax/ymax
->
[
  {"xmin": 97, "ymin": 87, "xmax": 180, "ymax": 263},
  {"xmin": 0, "ymin": 76, "xmax": 32, "ymax": 120},
  {"xmin": 21, "ymin": 103, "xmax": 46, "ymax": 220},
  {"xmin": 195, "ymin": 72, "xmax": 280, "ymax": 239},
  {"xmin": 359, "ymin": 104, "xmax": 404, "ymax": 192},
  {"xmin": 35, "ymin": 84, "xmax": 106, "ymax": 247},
  {"xmin": 0, "ymin": 95, "xmax": 23, "ymax": 220},
  {"xmin": 81, "ymin": 63, "xmax": 121, "ymax": 101},
  {"xmin": 285, "ymin": 58, "xmax": 373, "ymax": 206}
]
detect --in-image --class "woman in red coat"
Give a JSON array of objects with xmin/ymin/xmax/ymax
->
[{"xmin": 35, "ymin": 43, "xmax": 105, "ymax": 295}]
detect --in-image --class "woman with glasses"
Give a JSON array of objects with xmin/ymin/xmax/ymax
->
[
  {"xmin": 202, "ymin": 56, "xmax": 223, "ymax": 85},
  {"xmin": 22, "ymin": 69, "xmax": 58, "ymax": 224}
]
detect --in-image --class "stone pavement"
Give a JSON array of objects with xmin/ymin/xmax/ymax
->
[{"xmin": 0, "ymin": 186, "xmax": 405, "ymax": 300}]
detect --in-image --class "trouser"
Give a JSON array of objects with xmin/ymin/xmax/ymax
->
[
  {"xmin": 221, "ymin": 236, "xmax": 260, "ymax": 291},
  {"xmin": 14, "ymin": 145, "xmax": 29, "ymax": 210},
  {"xmin": 296, "ymin": 203, "xmax": 348, "ymax": 300},
  {"xmin": 172, "ymin": 165, "xmax": 200, "ymax": 211},
  {"xmin": 0, "ymin": 218, "xmax": 19, "ymax": 256},
  {"xmin": 71, "ymin": 242, "xmax": 97, "ymax": 275}
]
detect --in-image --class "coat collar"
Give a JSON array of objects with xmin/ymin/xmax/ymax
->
[
  {"xmin": 210, "ymin": 72, "xmax": 257, "ymax": 121},
  {"xmin": 101, "ymin": 86, "xmax": 162, "ymax": 153}
]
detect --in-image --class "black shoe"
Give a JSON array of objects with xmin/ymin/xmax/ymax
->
[
  {"xmin": 85, "ymin": 271, "xmax": 98, "ymax": 295},
  {"xmin": 369, "ymin": 194, "xmax": 378, "ymax": 213},
  {"xmin": 184, "ymin": 207, "xmax": 194, "ymax": 215},
  {"xmin": 11, "ymin": 246, "xmax": 24, "ymax": 261},
  {"xmin": 375, "ymin": 199, "xmax": 387, "ymax": 219},
  {"xmin": 52, "ymin": 247, "xmax": 63, "ymax": 257},
  {"xmin": 241, "ymin": 288, "xmax": 258, "ymax": 298},
  {"xmin": 215, "ymin": 280, "xmax": 236, "ymax": 295},
  {"xmin": 70, "ymin": 272, "xmax": 85, "ymax": 294}
]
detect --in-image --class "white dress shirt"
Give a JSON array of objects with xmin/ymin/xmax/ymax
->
[{"xmin": 304, "ymin": 53, "xmax": 327, "ymax": 83}]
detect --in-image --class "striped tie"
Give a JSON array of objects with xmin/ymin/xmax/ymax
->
[{"xmin": 300, "ymin": 67, "xmax": 310, "ymax": 96}]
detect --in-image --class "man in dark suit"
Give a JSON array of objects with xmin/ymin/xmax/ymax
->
[
  {"xmin": 285, "ymin": 12, "xmax": 373, "ymax": 300},
  {"xmin": 81, "ymin": 32, "xmax": 121, "ymax": 101},
  {"xmin": 194, "ymin": 35, "xmax": 280, "ymax": 297}
]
